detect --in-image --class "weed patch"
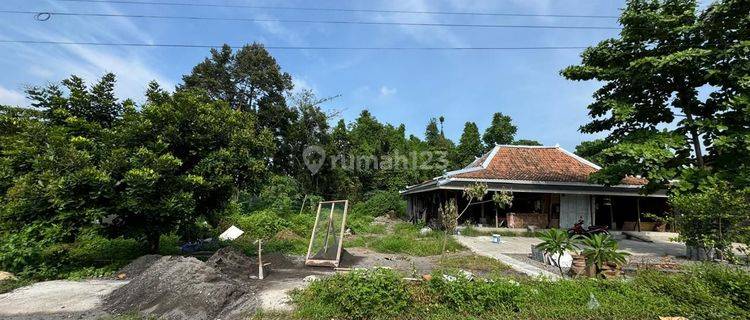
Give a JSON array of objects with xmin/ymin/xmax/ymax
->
[{"xmin": 293, "ymin": 264, "xmax": 750, "ymax": 320}]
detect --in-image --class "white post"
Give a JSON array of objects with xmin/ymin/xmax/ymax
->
[{"xmin": 257, "ymin": 239, "xmax": 264, "ymax": 280}]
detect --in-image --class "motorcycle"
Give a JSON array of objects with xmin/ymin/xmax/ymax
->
[{"xmin": 567, "ymin": 218, "xmax": 609, "ymax": 236}]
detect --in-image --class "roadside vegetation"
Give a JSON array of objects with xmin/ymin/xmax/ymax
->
[{"xmin": 288, "ymin": 263, "xmax": 749, "ymax": 320}]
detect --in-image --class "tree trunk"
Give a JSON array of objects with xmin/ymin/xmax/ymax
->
[
  {"xmin": 684, "ymin": 111, "xmax": 705, "ymax": 168},
  {"xmin": 147, "ymin": 232, "xmax": 161, "ymax": 254}
]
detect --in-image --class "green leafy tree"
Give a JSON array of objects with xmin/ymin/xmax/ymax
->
[
  {"xmin": 180, "ymin": 43, "xmax": 296, "ymax": 175},
  {"xmin": 671, "ymin": 182, "xmax": 750, "ymax": 261},
  {"xmin": 574, "ymin": 139, "xmax": 613, "ymax": 165},
  {"xmin": 697, "ymin": 0, "xmax": 750, "ymax": 189},
  {"xmin": 511, "ymin": 139, "xmax": 542, "ymax": 146},
  {"xmin": 482, "ymin": 112, "xmax": 517, "ymax": 149},
  {"xmin": 108, "ymin": 90, "xmax": 274, "ymax": 251},
  {"xmin": 560, "ymin": 0, "xmax": 750, "ymax": 191},
  {"xmin": 453, "ymin": 122, "xmax": 483, "ymax": 167}
]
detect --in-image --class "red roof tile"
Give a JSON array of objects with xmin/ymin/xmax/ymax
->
[{"xmin": 451, "ymin": 145, "xmax": 645, "ymax": 186}]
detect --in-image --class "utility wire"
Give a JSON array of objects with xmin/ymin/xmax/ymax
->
[
  {"xmin": 0, "ymin": 10, "xmax": 622, "ymax": 30},
  {"xmin": 0, "ymin": 39, "xmax": 590, "ymax": 51},
  {"xmin": 48, "ymin": 0, "xmax": 620, "ymax": 19}
]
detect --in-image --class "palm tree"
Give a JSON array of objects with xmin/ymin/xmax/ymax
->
[{"xmin": 536, "ymin": 229, "xmax": 579, "ymax": 277}]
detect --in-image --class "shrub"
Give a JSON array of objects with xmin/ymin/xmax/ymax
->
[
  {"xmin": 670, "ymin": 184, "xmax": 750, "ymax": 260},
  {"xmin": 634, "ymin": 266, "xmax": 750, "ymax": 320},
  {"xmin": 286, "ymin": 213, "xmax": 316, "ymax": 237},
  {"xmin": 0, "ymin": 224, "xmax": 69, "ymax": 279},
  {"xmin": 230, "ymin": 209, "xmax": 292, "ymax": 240},
  {"xmin": 67, "ymin": 230, "xmax": 147, "ymax": 265},
  {"xmin": 353, "ymin": 190, "xmax": 406, "ymax": 217},
  {"xmin": 428, "ymin": 274, "xmax": 521, "ymax": 315},
  {"xmin": 293, "ymin": 268, "xmax": 411, "ymax": 320}
]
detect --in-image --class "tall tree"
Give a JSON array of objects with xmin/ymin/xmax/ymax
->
[
  {"xmin": 425, "ymin": 118, "xmax": 442, "ymax": 147},
  {"xmin": 453, "ymin": 122, "xmax": 483, "ymax": 167},
  {"xmin": 482, "ymin": 112, "xmax": 517, "ymax": 149},
  {"xmin": 696, "ymin": 0, "xmax": 750, "ymax": 189},
  {"xmin": 561, "ymin": 0, "xmax": 712, "ymax": 190},
  {"xmin": 180, "ymin": 43, "xmax": 292, "ymax": 113},
  {"xmin": 180, "ymin": 43, "xmax": 296, "ymax": 174}
]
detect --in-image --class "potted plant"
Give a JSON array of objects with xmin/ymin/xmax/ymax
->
[
  {"xmin": 535, "ymin": 229, "xmax": 579, "ymax": 278},
  {"xmin": 580, "ymin": 234, "xmax": 630, "ymax": 278}
]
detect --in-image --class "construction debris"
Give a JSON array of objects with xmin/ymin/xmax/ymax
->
[{"xmin": 219, "ymin": 225, "xmax": 245, "ymax": 241}]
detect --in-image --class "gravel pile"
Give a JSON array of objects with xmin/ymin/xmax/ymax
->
[
  {"xmin": 105, "ymin": 249, "xmax": 260, "ymax": 320},
  {"xmin": 115, "ymin": 254, "xmax": 162, "ymax": 279}
]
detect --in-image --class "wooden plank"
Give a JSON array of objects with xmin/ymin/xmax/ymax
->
[
  {"xmin": 305, "ymin": 202, "xmax": 324, "ymax": 261},
  {"xmin": 334, "ymin": 200, "xmax": 349, "ymax": 268}
]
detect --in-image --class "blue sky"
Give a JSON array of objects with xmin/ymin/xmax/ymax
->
[{"xmin": 0, "ymin": 0, "xmax": 641, "ymax": 150}]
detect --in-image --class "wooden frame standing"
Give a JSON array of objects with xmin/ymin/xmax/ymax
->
[{"xmin": 305, "ymin": 200, "xmax": 349, "ymax": 268}]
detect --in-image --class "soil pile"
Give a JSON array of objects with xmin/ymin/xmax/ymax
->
[
  {"xmin": 105, "ymin": 253, "xmax": 259, "ymax": 320},
  {"xmin": 207, "ymin": 247, "xmax": 257, "ymax": 279},
  {"xmin": 115, "ymin": 254, "xmax": 161, "ymax": 279}
]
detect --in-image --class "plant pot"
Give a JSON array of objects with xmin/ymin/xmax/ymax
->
[
  {"xmin": 569, "ymin": 254, "xmax": 588, "ymax": 277},
  {"xmin": 599, "ymin": 262, "xmax": 622, "ymax": 279}
]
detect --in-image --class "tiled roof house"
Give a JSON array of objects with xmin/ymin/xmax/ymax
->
[{"xmin": 401, "ymin": 145, "xmax": 667, "ymax": 231}]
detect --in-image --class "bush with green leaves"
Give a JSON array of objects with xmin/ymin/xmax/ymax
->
[
  {"xmin": 352, "ymin": 190, "xmax": 406, "ymax": 217},
  {"xmin": 293, "ymin": 268, "xmax": 411, "ymax": 320},
  {"xmin": 293, "ymin": 263, "xmax": 749, "ymax": 320},
  {"xmin": 428, "ymin": 273, "xmax": 521, "ymax": 315},
  {"xmin": 671, "ymin": 183, "xmax": 750, "ymax": 261},
  {"xmin": 230, "ymin": 209, "xmax": 293, "ymax": 240},
  {"xmin": 580, "ymin": 233, "xmax": 630, "ymax": 272}
]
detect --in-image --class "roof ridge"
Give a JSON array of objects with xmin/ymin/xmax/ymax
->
[{"xmin": 493, "ymin": 144, "xmax": 557, "ymax": 148}]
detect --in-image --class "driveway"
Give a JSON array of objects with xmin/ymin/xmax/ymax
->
[
  {"xmin": 0, "ymin": 279, "xmax": 127, "ymax": 319},
  {"xmin": 461, "ymin": 235, "xmax": 688, "ymax": 257}
]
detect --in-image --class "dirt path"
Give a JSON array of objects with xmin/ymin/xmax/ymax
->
[{"xmin": 0, "ymin": 279, "xmax": 127, "ymax": 320}]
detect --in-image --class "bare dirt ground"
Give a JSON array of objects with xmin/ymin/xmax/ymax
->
[
  {"xmin": 0, "ymin": 245, "xmax": 513, "ymax": 320},
  {"xmin": 0, "ymin": 279, "xmax": 127, "ymax": 320}
]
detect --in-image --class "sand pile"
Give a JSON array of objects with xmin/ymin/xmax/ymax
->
[
  {"xmin": 115, "ymin": 254, "xmax": 161, "ymax": 279},
  {"xmin": 105, "ymin": 250, "xmax": 260, "ymax": 320}
]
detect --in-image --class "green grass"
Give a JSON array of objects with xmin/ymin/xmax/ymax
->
[
  {"xmin": 291, "ymin": 263, "xmax": 750, "ymax": 320},
  {"xmin": 461, "ymin": 225, "xmax": 543, "ymax": 238},
  {"xmin": 346, "ymin": 223, "xmax": 464, "ymax": 256},
  {"xmin": 437, "ymin": 254, "xmax": 511, "ymax": 273}
]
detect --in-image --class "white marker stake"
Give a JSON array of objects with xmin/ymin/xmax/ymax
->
[{"xmin": 257, "ymin": 239, "xmax": 264, "ymax": 280}]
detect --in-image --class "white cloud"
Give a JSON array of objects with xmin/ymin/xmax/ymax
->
[
  {"xmin": 379, "ymin": 86, "xmax": 397, "ymax": 97},
  {"xmin": 291, "ymin": 76, "xmax": 316, "ymax": 95},
  {"xmin": 253, "ymin": 13, "xmax": 305, "ymax": 45},
  {"xmin": 0, "ymin": 1, "xmax": 172, "ymax": 102},
  {"xmin": 0, "ymin": 85, "xmax": 26, "ymax": 106},
  {"xmin": 369, "ymin": 0, "xmax": 466, "ymax": 46}
]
